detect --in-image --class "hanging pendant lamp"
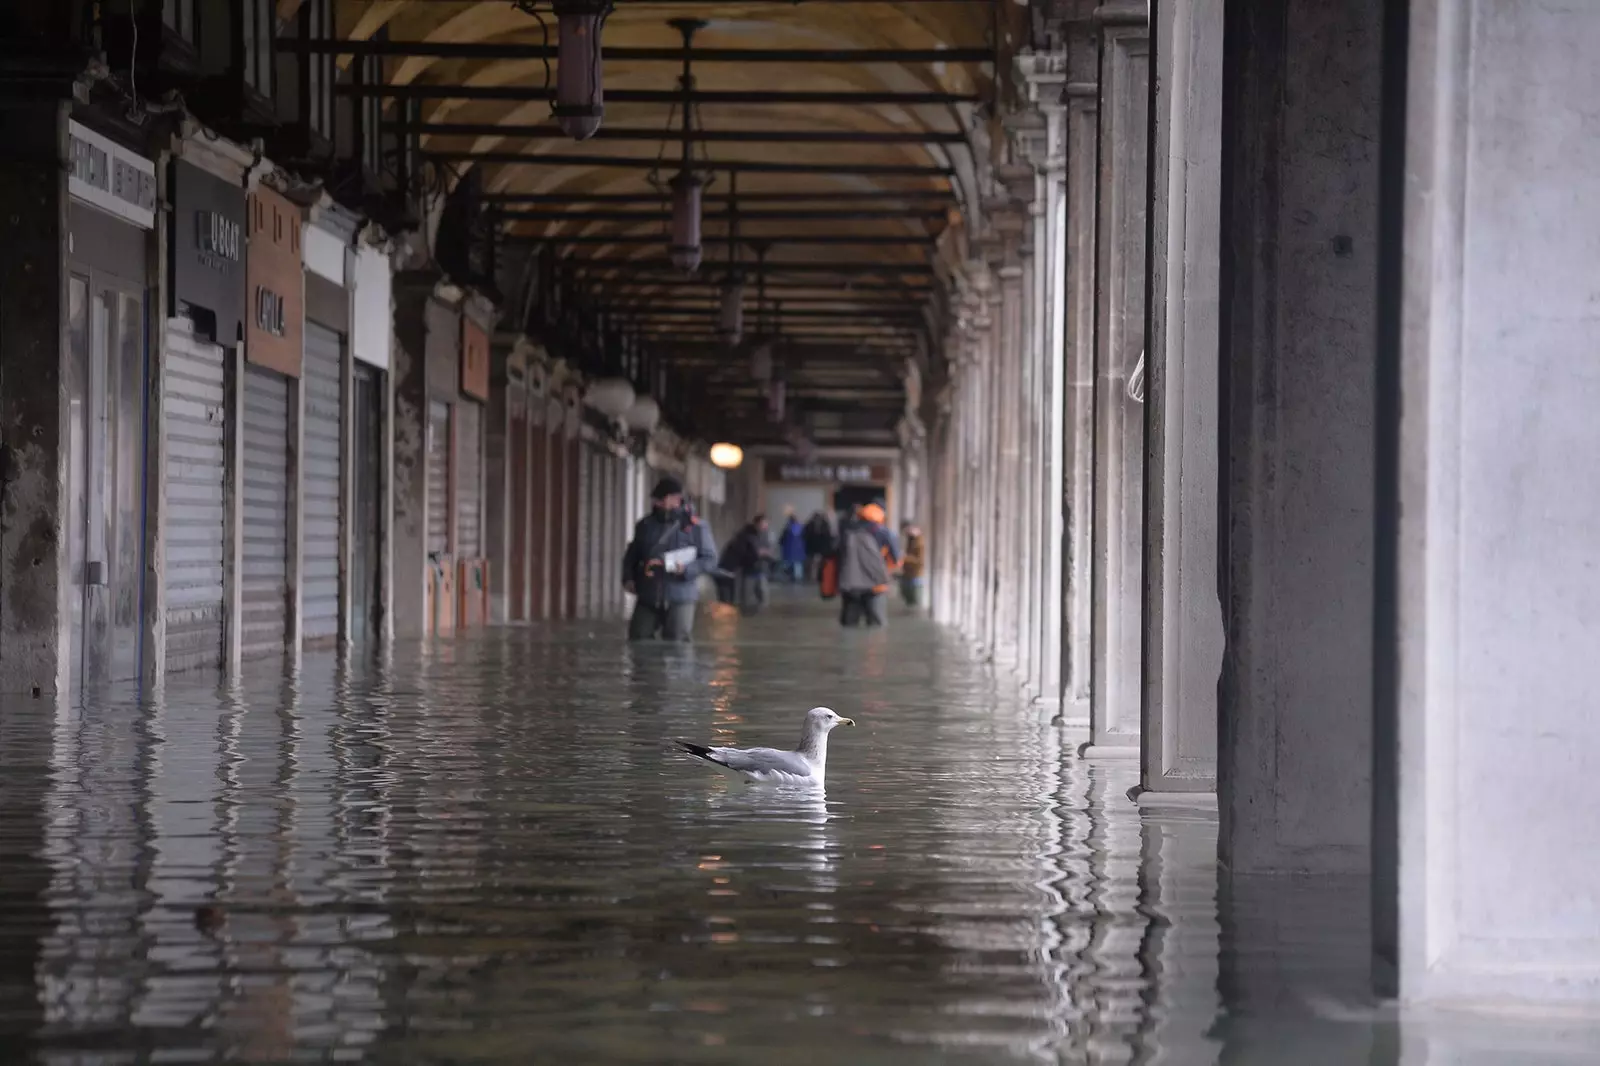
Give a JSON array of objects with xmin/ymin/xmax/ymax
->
[
  {"xmin": 552, "ymin": 2, "xmax": 612, "ymax": 141},
  {"xmin": 665, "ymin": 19, "xmax": 708, "ymax": 274}
]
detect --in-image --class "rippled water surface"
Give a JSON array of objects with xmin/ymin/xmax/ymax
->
[{"xmin": 4, "ymin": 592, "xmax": 1598, "ymax": 1064}]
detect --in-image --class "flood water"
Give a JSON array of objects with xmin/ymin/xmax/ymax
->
[{"xmin": 3, "ymin": 591, "xmax": 1598, "ymax": 1064}]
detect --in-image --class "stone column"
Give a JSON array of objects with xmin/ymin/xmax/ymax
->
[
  {"xmin": 1060, "ymin": 14, "xmax": 1101, "ymax": 725},
  {"xmin": 1084, "ymin": 1, "xmax": 1150, "ymax": 757},
  {"xmin": 1137, "ymin": 0, "xmax": 1224, "ymax": 801},
  {"xmin": 1217, "ymin": 0, "xmax": 1380, "ymax": 876},
  {"xmin": 1018, "ymin": 52, "xmax": 1071, "ymax": 709},
  {"xmin": 1391, "ymin": 0, "xmax": 1600, "ymax": 1009},
  {"xmin": 0, "ymin": 99, "xmax": 68, "ymax": 696},
  {"xmin": 389, "ymin": 272, "xmax": 434, "ymax": 641},
  {"xmin": 989, "ymin": 217, "xmax": 1028, "ymax": 672}
]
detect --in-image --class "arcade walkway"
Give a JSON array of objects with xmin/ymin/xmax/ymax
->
[{"xmin": 2, "ymin": 592, "xmax": 1594, "ymax": 1063}]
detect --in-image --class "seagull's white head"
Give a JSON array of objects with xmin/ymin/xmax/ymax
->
[{"xmin": 806, "ymin": 706, "xmax": 855, "ymax": 732}]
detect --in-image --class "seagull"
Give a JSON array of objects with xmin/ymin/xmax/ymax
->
[{"xmin": 678, "ymin": 707, "xmax": 856, "ymax": 785}]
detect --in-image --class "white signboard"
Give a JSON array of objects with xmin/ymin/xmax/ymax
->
[
  {"xmin": 67, "ymin": 120, "xmax": 156, "ymax": 229},
  {"xmin": 352, "ymin": 244, "xmax": 392, "ymax": 370},
  {"xmin": 303, "ymin": 222, "xmax": 346, "ymax": 285}
]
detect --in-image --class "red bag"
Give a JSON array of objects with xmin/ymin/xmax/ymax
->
[{"xmin": 819, "ymin": 556, "xmax": 839, "ymax": 600}]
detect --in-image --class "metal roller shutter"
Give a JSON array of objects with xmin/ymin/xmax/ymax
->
[
  {"xmin": 576, "ymin": 447, "xmax": 592, "ymax": 617},
  {"xmin": 350, "ymin": 365, "xmax": 383, "ymax": 644},
  {"xmin": 302, "ymin": 322, "xmax": 343, "ymax": 645},
  {"xmin": 456, "ymin": 400, "xmax": 483, "ymax": 560},
  {"xmin": 427, "ymin": 400, "xmax": 451, "ymax": 557},
  {"xmin": 162, "ymin": 320, "xmax": 227, "ymax": 674},
  {"xmin": 241, "ymin": 363, "xmax": 292, "ymax": 661}
]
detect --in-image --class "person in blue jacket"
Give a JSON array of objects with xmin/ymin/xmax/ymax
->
[
  {"xmin": 777, "ymin": 509, "xmax": 807, "ymax": 583},
  {"xmin": 622, "ymin": 477, "xmax": 718, "ymax": 642}
]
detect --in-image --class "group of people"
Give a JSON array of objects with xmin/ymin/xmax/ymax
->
[{"xmin": 620, "ymin": 476, "xmax": 927, "ymax": 642}]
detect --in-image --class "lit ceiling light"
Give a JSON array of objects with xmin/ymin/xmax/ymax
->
[
  {"xmin": 709, "ymin": 442, "xmax": 744, "ymax": 470},
  {"xmin": 552, "ymin": 2, "xmax": 613, "ymax": 141}
]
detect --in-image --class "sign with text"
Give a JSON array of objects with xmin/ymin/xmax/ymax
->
[
  {"xmin": 67, "ymin": 121, "xmax": 156, "ymax": 229},
  {"xmin": 171, "ymin": 160, "xmax": 245, "ymax": 344},
  {"xmin": 764, "ymin": 458, "xmax": 891, "ymax": 484},
  {"xmin": 245, "ymin": 186, "xmax": 303, "ymax": 377},
  {"xmin": 461, "ymin": 316, "xmax": 490, "ymax": 401}
]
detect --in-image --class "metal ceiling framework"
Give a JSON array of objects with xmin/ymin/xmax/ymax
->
[{"xmin": 323, "ymin": 0, "xmax": 1002, "ymax": 446}]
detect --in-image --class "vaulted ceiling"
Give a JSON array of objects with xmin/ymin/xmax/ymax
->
[{"xmin": 332, "ymin": 0, "xmax": 1016, "ymax": 447}]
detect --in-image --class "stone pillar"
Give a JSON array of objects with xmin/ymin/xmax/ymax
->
[
  {"xmin": 1084, "ymin": 1, "xmax": 1150, "ymax": 757},
  {"xmin": 1018, "ymin": 52, "xmax": 1071, "ymax": 709},
  {"xmin": 1391, "ymin": 0, "xmax": 1600, "ymax": 1009},
  {"xmin": 1060, "ymin": 14, "xmax": 1101, "ymax": 724},
  {"xmin": 1217, "ymin": 0, "xmax": 1380, "ymax": 876},
  {"xmin": 0, "ymin": 99, "xmax": 68, "ymax": 696},
  {"xmin": 989, "ymin": 219, "xmax": 1027, "ymax": 672},
  {"xmin": 1137, "ymin": 0, "xmax": 1224, "ymax": 801},
  {"xmin": 389, "ymin": 272, "xmax": 433, "ymax": 641}
]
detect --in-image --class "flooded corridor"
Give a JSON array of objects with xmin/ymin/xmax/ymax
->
[
  {"xmin": 6, "ymin": 594, "xmax": 1204, "ymax": 1063},
  {"xmin": 0, "ymin": 593, "xmax": 1583, "ymax": 1065}
]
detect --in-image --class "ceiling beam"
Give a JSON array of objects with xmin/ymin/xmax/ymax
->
[
  {"xmin": 338, "ymin": 85, "xmax": 981, "ymax": 106},
  {"xmin": 288, "ymin": 40, "xmax": 993, "ymax": 63},
  {"xmin": 500, "ymin": 209, "xmax": 946, "ymax": 223},
  {"xmin": 563, "ymin": 258, "xmax": 933, "ymax": 274},
  {"xmin": 486, "ymin": 191, "xmax": 956, "ymax": 205},
  {"xmin": 427, "ymin": 152, "xmax": 952, "ymax": 177},
  {"xmin": 387, "ymin": 122, "xmax": 967, "ymax": 146},
  {"xmin": 524, "ymin": 234, "xmax": 936, "ymax": 247}
]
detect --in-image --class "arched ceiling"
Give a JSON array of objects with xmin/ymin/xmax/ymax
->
[{"xmin": 333, "ymin": 0, "xmax": 1008, "ymax": 446}]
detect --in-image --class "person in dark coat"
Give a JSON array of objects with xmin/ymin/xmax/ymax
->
[
  {"xmin": 622, "ymin": 476, "xmax": 718, "ymax": 641},
  {"xmin": 719, "ymin": 514, "xmax": 773, "ymax": 614},
  {"xmin": 802, "ymin": 511, "xmax": 835, "ymax": 583}
]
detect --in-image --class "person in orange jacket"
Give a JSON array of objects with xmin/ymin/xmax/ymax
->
[{"xmin": 834, "ymin": 501, "xmax": 901, "ymax": 627}]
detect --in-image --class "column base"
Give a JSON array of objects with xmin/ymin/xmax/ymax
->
[
  {"xmin": 1127, "ymin": 785, "xmax": 1218, "ymax": 809},
  {"xmin": 1077, "ymin": 742, "xmax": 1139, "ymax": 760}
]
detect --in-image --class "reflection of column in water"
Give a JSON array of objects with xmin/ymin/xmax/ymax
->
[
  {"xmin": 213, "ymin": 674, "xmax": 296, "ymax": 1059},
  {"xmin": 1052, "ymin": 752, "xmax": 1096, "ymax": 1051},
  {"xmin": 326, "ymin": 657, "xmax": 395, "ymax": 1047},
  {"xmin": 1079, "ymin": 761, "xmax": 1148, "ymax": 1063},
  {"xmin": 38, "ymin": 697, "xmax": 147, "ymax": 1032},
  {"xmin": 133, "ymin": 675, "xmax": 230, "ymax": 1031},
  {"xmin": 1134, "ymin": 809, "xmax": 1222, "ymax": 1066}
]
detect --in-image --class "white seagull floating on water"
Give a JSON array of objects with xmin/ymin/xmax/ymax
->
[{"xmin": 678, "ymin": 706, "xmax": 855, "ymax": 785}]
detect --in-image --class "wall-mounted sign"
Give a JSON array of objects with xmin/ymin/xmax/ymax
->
[
  {"xmin": 245, "ymin": 186, "xmax": 304, "ymax": 377},
  {"xmin": 171, "ymin": 160, "xmax": 245, "ymax": 344},
  {"xmin": 461, "ymin": 317, "xmax": 490, "ymax": 401},
  {"xmin": 764, "ymin": 458, "xmax": 891, "ymax": 484},
  {"xmin": 352, "ymin": 244, "xmax": 391, "ymax": 370},
  {"xmin": 67, "ymin": 120, "xmax": 156, "ymax": 229}
]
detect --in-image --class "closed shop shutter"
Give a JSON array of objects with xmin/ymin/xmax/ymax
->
[
  {"xmin": 456, "ymin": 400, "xmax": 483, "ymax": 560},
  {"xmin": 302, "ymin": 322, "xmax": 343, "ymax": 645},
  {"xmin": 162, "ymin": 320, "xmax": 227, "ymax": 674},
  {"xmin": 351, "ymin": 365, "xmax": 383, "ymax": 644},
  {"xmin": 241, "ymin": 362, "xmax": 292, "ymax": 661},
  {"xmin": 427, "ymin": 400, "xmax": 451, "ymax": 556}
]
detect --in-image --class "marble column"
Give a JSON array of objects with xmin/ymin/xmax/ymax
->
[
  {"xmin": 1392, "ymin": 0, "xmax": 1600, "ymax": 1010},
  {"xmin": 1018, "ymin": 53, "xmax": 1071, "ymax": 710},
  {"xmin": 1060, "ymin": 14, "xmax": 1101, "ymax": 726},
  {"xmin": 1084, "ymin": 2, "xmax": 1151, "ymax": 758},
  {"xmin": 1217, "ymin": 0, "xmax": 1380, "ymax": 876},
  {"xmin": 991, "ymin": 219, "xmax": 1028, "ymax": 672},
  {"xmin": 1137, "ymin": 0, "xmax": 1224, "ymax": 801}
]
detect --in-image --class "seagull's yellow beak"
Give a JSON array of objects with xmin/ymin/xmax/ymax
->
[{"xmin": 840, "ymin": 717, "xmax": 856, "ymax": 727}]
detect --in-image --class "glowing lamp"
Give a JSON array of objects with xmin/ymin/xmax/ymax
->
[
  {"xmin": 708, "ymin": 442, "xmax": 744, "ymax": 470},
  {"xmin": 553, "ymin": 2, "xmax": 611, "ymax": 141},
  {"xmin": 586, "ymin": 377, "xmax": 635, "ymax": 418}
]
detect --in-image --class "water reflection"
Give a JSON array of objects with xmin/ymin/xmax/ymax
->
[{"xmin": 4, "ymin": 593, "xmax": 1599, "ymax": 1062}]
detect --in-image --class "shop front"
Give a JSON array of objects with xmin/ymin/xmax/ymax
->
[
  {"xmin": 164, "ymin": 153, "xmax": 244, "ymax": 676},
  {"xmin": 760, "ymin": 457, "xmax": 895, "ymax": 527},
  {"xmin": 63, "ymin": 119, "xmax": 158, "ymax": 690},
  {"xmin": 349, "ymin": 241, "xmax": 392, "ymax": 646},
  {"xmin": 240, "ymin": 184, "xmax": 304, "ymax": 666},
  {"xmin": 456, "ymin": 313, "xmax": 491, "ymax": 628}
]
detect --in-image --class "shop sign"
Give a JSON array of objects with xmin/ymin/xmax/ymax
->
[
  {"xmin": 172, "ymin": 160, "xmax": 245, "ymax": 343},
  {"xmin": 764, "ymin": 458, "xmax": 890, "ymax": 484},
  {"xmin": 353, "ymin": 244, "xmax": 391, "ymax": 370},
  {"xmin": 67, "ymin": 120, "xmax": 156, "ymax": 229},
  {"xmin": 461, "ymin": 317, "xmax": 490, "ymax": 401},
  {"xmin": 245, "ymin": 185, "xmax": 304, "ymax": 377}
]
